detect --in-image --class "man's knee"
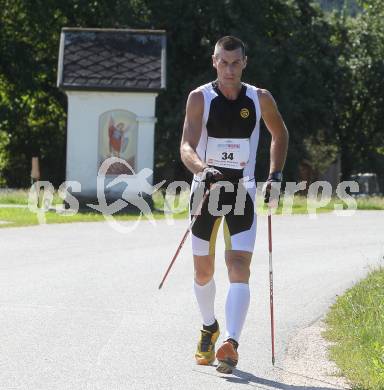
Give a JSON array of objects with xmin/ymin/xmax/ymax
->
[
  {"xmin": 228, "ymin": 266, "xmax": 250, "ymax": 283},
  {"xmin": 226, "ymin": 251, "xmax": 251, "ymax": 283},
  {"xmin": 194, "ymin": 272, "xmax": 214, "ymax": 285},
  {"xmin": 194, "ymin": 255, "xmax": 215, "ymax": 285}
]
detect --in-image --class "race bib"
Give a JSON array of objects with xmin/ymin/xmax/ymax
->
[{"xmin": 206, "ymin": 137, "xmax": 250, "ymax": 170}]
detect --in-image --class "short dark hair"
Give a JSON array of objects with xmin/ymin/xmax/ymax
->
[{"xmin": 215, "ymin": 36, "xmax": 246, "ymax": 57}]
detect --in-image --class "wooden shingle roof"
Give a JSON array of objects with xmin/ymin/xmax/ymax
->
[{"xmin": 57, "ymin": 28, "xmax": 166, "ymax": 92}]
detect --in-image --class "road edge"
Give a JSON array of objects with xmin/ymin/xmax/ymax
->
[{"xmin": 277, "ymin": 318, "xmax": 351, "ymax": 389}]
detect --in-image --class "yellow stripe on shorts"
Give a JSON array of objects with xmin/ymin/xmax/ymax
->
[
  {"xmin": 223, "ymin": 219, "xmax": 232, "ymax": 251},
  {"xmin": 209, "ymin": 218, "xmax": 222, "ymax": 255}
]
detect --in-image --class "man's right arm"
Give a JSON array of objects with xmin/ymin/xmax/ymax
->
[{"xmin": 180, "ymin": 90, "xmax": 207, "ymax": 175}]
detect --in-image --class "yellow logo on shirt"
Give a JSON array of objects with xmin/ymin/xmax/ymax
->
[{"xmin": 240, "ymin": 108, "xmax": 249, "ymax": 118}]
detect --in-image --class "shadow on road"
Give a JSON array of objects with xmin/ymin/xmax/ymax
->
[{"xmin": 193, "ymin": 365, "xmax": 349, "ymax": 390}]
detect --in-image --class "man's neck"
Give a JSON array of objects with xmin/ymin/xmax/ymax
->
[{"xmin": 217, "ymin": 80, "xmax": 242, "ymax": 100}]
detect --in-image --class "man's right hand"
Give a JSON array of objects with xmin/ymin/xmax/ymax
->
[{"xmin": 199, "ymin": 167, "xmax": 224, "ymax": 187}]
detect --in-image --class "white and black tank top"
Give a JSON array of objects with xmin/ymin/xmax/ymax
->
[{"xmin": 194, "ymin": 81, "xmax": 261, "ymax": 181}]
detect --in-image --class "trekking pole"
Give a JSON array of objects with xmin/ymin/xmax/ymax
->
[
  {"xmin": 158, "ymin": 185, "xmax": 211, "ymax": 290},
  {"xmin": 268, "ymin": 208, "xmax": 276, "ymax": 365}
]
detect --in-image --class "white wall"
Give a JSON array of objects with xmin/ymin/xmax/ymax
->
[{"xmin": 66, "ymin": 91, "xmax": 158, "ymax": 198}]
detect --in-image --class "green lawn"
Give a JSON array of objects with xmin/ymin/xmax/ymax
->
[
  {"xmin": 0, "ymin": 189, "xmax": 189, "ymax": 228},
  {"xmin": 0, "ymin": 189, "xmax": 383, "ymax": 228},
  {"xmin": 0, "ymin": 188, "xmax": 63, "ymax": 205},
  {"xmin": 324, "ymin": 268, "xmax": 384, "ymax": 390},
  {"xmin": 0, "ymin": 206, "xmax": 153, "ymax": 227},
  {"xmin": 353, "ymin": 196, "xmax": 384, "ymax": 210}
]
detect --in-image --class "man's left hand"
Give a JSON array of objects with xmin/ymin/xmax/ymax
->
[{"xmin": 263, "ymin": 172, "xmax": 282, "ymax": 209}]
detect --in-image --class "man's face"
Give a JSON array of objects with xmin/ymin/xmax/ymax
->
[{"xmin": 212, "ymin": 47, "xmax": 247, "ymax": 88}]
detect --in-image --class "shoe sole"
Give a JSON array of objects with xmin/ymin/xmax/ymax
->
[
  {"xmin": 195, "ymin": 349, "xmax": 216, "ymax": 365},
  {"xmin": 195, "ymin": 357, "xmax": 214, "ymax": 365},
  {"xmin": 216, "ymin": 358, "xmax": 237, "ymax": 374}
]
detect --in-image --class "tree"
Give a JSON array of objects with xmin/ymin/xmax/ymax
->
[
  {"xmin": 0, "ymin": 0, "xmax": 149, "ymax": 186},
  {"xmin": 0, "ymin": 0, "xmax": 382, "ymax": 188},
  {"xmin": 329, "ymin": 0, "xmax": 384, "ymax": 181},
  {"xmin": 147, "ymin": 0, "xmax": 340, "ymax": 182}
]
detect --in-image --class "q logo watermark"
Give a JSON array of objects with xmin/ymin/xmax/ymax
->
[{"xmin": 87, "ymin": 157, "xmax": 165, "ymax": 233}]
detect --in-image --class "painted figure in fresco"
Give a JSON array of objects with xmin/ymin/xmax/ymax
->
[{"xmin": 108, "ymin": 116, "xmax": 130, "ymax": 158}]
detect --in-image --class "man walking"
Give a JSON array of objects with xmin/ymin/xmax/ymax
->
[{"xmin": 180, "ymin": 36, "xmax": 288, "ymax": 373}]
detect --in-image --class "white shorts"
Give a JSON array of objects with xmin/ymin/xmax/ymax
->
[{"xmin": 189, "ymin": 179, "xmax": 257, "ymax": 256}]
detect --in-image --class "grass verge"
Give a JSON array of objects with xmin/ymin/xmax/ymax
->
[
  {"xmin": 0, "ymin": 207, "xmax": 187, "ymax": 228},
  {"xmin": 0, "ymin": 190, "xmax": 189, "ymax": 228},
  {"xmin": 324, "ymin": 267, "xmax": 384, "ymax": 390},
  {"xmin": 0, "ymin": 188, "xmax": 62, "ymax": 205},
  {"xmin": 0, "ymin": 189, "xmax": 383, "ymax": 228}
]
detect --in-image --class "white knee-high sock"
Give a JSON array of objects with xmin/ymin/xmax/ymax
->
[
  {"xmin": 225, "ymin": 283, "xmax": 250, "ymax": 342},
  {"xmin": 193, "ymin": 278, "xmax": 216, "ymax": 326}
]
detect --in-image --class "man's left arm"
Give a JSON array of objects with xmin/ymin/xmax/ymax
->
[{"xmin": 258, "ymin": 89, "xmax": 289, "ymax": 175}]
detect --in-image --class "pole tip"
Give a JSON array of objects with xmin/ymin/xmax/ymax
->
[
  {"xmin": 158, "ymin": 282, "xmax": 163, "ymax": 290},
  {"xmin": 272, "ymin": 356, "xmax": 275, "ymax": 365}
]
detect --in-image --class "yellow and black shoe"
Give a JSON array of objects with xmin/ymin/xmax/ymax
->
[
  {"xmin": 195, "ymin": 323, "xmax": 220, "ymax": 365},
  {"xmin": 216, "ymin": 338, "xmax": 239, "ymax": 374}
]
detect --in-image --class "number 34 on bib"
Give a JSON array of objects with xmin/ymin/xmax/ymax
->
[{"xmin": 206, "ymin": 137, "xmax": 250, "ymax": 170}]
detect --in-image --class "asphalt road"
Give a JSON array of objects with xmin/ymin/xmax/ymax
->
[{"xmin": 0, "ymin": 211, "xmax": 383, "ymax": 390}]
